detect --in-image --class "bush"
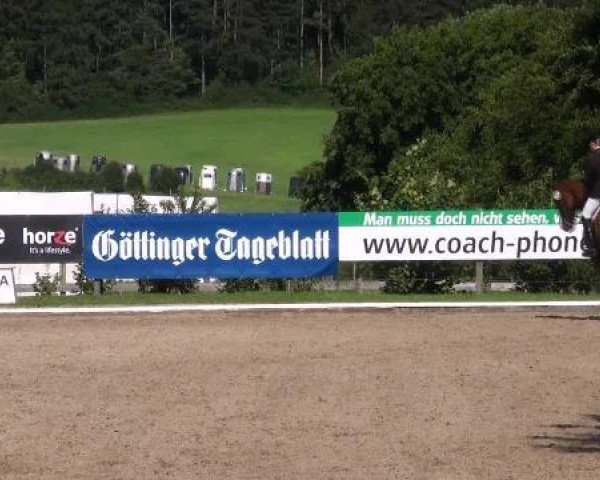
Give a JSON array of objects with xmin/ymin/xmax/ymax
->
[
  {"xmin": 73, "ymin": 263, "xmax": 95, "ymax": 294},
  {"xmin": 32, "ymin": 272, "xmax": 60, "ymax": 296},
  {"xmin": 511, "ymin": 260, "xmax": 599, "ymax": 293},
  {"xmin": 218, "ymin": 278, "xmax": 315, "ymax": 293},
  {"xmin": 219, "ymin": 279, "xmax": 262, "ymax": 293},
  {"xmin": 0, "ymin": 164, "xmax": 102, "ymax": 192},
  {"xmin": 132, "ymin": 189, "xmax": 211, "ymax": 294},
  {"xmin": 383, "ymin": 263, "xmax": 461, "ymax": 294},
  {"xmin": 288, "ymin": 279, "xmax": 315, "ymax": 292},
  {"xmin": 125, "ymin": 170, "xmax": 145, "ymax": 193},
  {"xmin": 138, "ymin": 279, "xmax": 198, "ymax": 294},
  {"xmin": 100, "ymin": 161, "xmax": 125, "ymax": 193},
  {"xmin": 150, "ymin": 167, "xmax": 180, "ymax": 194}
]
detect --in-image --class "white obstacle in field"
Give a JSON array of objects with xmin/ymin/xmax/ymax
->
[{"xmin": 0, "ymin": 191, "xmax": 218, "ymax": 288}]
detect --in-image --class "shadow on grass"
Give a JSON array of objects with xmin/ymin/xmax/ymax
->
[{"xmin": 532, "ymin": 415, "xmax": 600, "ymax": 453}]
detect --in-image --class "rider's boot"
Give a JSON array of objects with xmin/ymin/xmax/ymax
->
[{"xmin": 582, "ymin": 218, "xmax": 597, "ymax": 257}]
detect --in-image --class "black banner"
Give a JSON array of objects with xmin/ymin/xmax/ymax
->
[{"xmin": 0, "ymin": 216, "xmax": 82, "ymax": 263}]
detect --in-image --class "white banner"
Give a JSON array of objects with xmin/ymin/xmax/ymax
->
[{"xmin": 339, "ymin": 210, "xmax": 584, "ymax": 261}]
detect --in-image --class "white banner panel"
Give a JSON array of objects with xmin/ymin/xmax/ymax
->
[
  {"xmin": 0, "ymin": 267, "xmax": 16, "ymax": 304},
  {"xmin": 0, "ymin": 192, "xmax": 93, "ymax": 215},
  {"xmin": 339, "ymin": 210, "xmax": 584, "ymax": 261}
]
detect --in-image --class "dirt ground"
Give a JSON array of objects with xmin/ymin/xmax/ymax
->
[{"xmin": 1, "ymin": 308, "xmax": 600, "ymax": 479}]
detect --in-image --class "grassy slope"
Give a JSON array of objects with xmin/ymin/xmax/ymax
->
[{"xmin": 0, "ymin": 107, "xmax": 335, "ymax": 210}]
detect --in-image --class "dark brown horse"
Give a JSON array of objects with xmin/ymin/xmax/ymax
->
[
  {"xmin": 552, "ymin": 178, "xmax": 600, "ymax": 258},
  {"xmin": 552, "ymin": 179, "xmax": 588, "ymax": 232}
]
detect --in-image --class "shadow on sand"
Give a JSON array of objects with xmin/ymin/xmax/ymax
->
[
  {"xmin": 535, "ymin": 314, "xmax": 600, "ymax": 322},
  {"xmin": 532, "ymin": 415, "xmax": 600, "ymax": 453}
]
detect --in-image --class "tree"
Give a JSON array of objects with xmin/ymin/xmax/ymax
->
[
  {"xmin": 0, "ymin": 40, "xmax": 46, "ymax": 119},
  {"xmin": 0, "ymin": 0, "xmax": 591, "ymax": 118},
  {"xmin": 158, "ymin": 186, "xmax": 217, "ymax": 214},
  {"xmin": 150, "ymin": 166, "xmax": 180, "ymax": 194},
  {"xmin": 125, "ymin": 170, "xmax": 146, "ymax": 193},
  {"xmin": 301, "ymin": 5, "xmax": 600, "ymax": 211},
  {"xmin": 133, "ymin": 188, "xmax": 216, "ymax": 293},
  {"xmin": 100, "ymin": 161, "xmax": 125, "ymax": 193}
]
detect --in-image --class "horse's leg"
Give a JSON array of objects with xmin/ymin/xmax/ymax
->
[{"xmin": 593, "ymin": 216, "xmax": 600, "ymax": 262}]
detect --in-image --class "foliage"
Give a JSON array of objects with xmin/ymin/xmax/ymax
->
[
  {"xmin": 511, "ymin": 260, "xmax": 600, "ymax": 293},
  {"xmin": 288, "ymin": 279, "xmax": 315, "ymax": 292},
  {"xmin": 301, "ymin": 4, "xmax": 600, "ymax": 212},
  {"xmin": 137, "ymin": 279, "xmax": 198, "ymax": 294},
  {"xmin": 32, "ymin": 272, "xmax": 60, "ymax": 296},
  {"xmin": 157, "ymin": 187, "xmax": 217, "ymax": 214},
  {"xmin": 0, "ymin": 1, "xmax": 584, "ymax": 121},
  {"xmin": 0, "ymin": 161, "xmax": 152, "ymax": 194},
  {"xmin": 73, "ymin": 263, "xmax": 95, "ymax": 295},
  {"xmin": 100, "ymin": 161, "xmax": 126, "ymax": 193},
  {"xmin": 218, "ymin": 278, "xmax": 315, "ymax": 293},
  {"xmin": 382, "ymin": 263, "xmax": 461, "ymax": 294},
  {"xmin": 219, "ymin": 279, "xmax": 263, "ymax": 293},
  {"xmin": 0, "ymin": 164, "xmax": 100, "ymax": 192},
  {"xmin": 131, "ymin": 188, "xmax": 214, "ymax": 294},
  {"xmin": 73, "ymin": 262, "xmax": 114, "ymax": 295},
  {"xmin": 125, "ymin": 170, "xmax": 146, "ymax": 194},
  {"xmin": 149, "ymin": 167, "xmax": 180, "ymax": 194}
]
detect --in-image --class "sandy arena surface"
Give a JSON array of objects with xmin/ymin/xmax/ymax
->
[{"xmin": 0, "ymin": 308, "xmax": 600, "ymax": 479}]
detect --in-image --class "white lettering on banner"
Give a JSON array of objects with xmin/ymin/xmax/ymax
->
[
  {"xmin": 435, "ymin": 211, "xmax": 468, "ymax": 225},
  {"xmin": 0, "ymin": 228, "xmax": 4, "ymax": 245},
  {"xmin": 91, "ymin": 229, "xmax": 331, "ymax": 266},
  {"xmin": 92, "ymin": 230, "xmax": 211, "ymax": 266},
  {"xmin": 213, "ymin": 228, "xmax": 330, "ymax": 265},
  {"xmin": 214, "ymin": 229, "xmax": 236, "ymax": 261},
  {"xmin": 363, "ymin": 213, "xmax": 393, "ymax": 226},
  {"xmin": 23, "ymin": 227, "xmax": 78, "ymax": 246}
]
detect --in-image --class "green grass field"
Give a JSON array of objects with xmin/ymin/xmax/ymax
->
[
  {"xmin": 14, "ymin": 290, "xmax": 600, "ymax": 307},
  {"xmin": 0, "ymin": 107, "xmax": 335, "ymax": 211}
]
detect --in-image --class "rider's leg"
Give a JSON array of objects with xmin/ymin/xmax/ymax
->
[{"xmin": 581, "ymin": 197, "xmax": 600, "ymax": 256}]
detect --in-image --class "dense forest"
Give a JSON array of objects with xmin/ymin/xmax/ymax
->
[{"xmin": 0, "ymin": 0, "xmax": 584, "ymax": 119}]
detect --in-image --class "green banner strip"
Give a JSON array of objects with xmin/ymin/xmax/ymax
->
[{"xmin": 338, "ymin": 210, "xmax": 561, "ymax": 227}]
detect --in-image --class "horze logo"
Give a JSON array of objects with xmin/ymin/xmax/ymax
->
[
  {"xmin": 91, "ymin": 229, "xmax": 331, "ymax": 266},
  {"xmin": 23, "ymin": 227, "xmax": 78, "ymax": 246}
]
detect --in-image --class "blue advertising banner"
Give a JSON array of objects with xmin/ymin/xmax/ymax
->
[{"xmin": 83, "ymin": 213, "xmax": 338, "ymax": 279}]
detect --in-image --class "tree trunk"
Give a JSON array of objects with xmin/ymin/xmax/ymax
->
[
  {"xmin": 234, "ymin": 0, "xmax": 241, "ymax": 44},
  {"xmin": 43, "ymin": 43, "xmax": 47, "ymax": 95},
  {"xmin": 318, "ymin": 0, "xmax": 323, "ymax": 86},
  {"xmin": 169, "ymin": 0, "xmax": 173, "ymax": 60},
  {"xmin": 95, "ymin": 43, "xmax": 100, "ymax": 72},
  {"xmin": 299, "ymin": 0, "xmax": 304, "ymax": 70},
  {"xmin": 143, "ymin": 0, "xmax": 147, "ymax": 45},
  {"xmin": 328, "ymin": 2, "xmax": 333, "ymax": 58},
  {"xmin": 201, "ymin": 51, "xmax": 206, "ymax": 96},
  {"xmin": 343, "ymin": 9, "xmax": 347, "ymax": 58}
]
